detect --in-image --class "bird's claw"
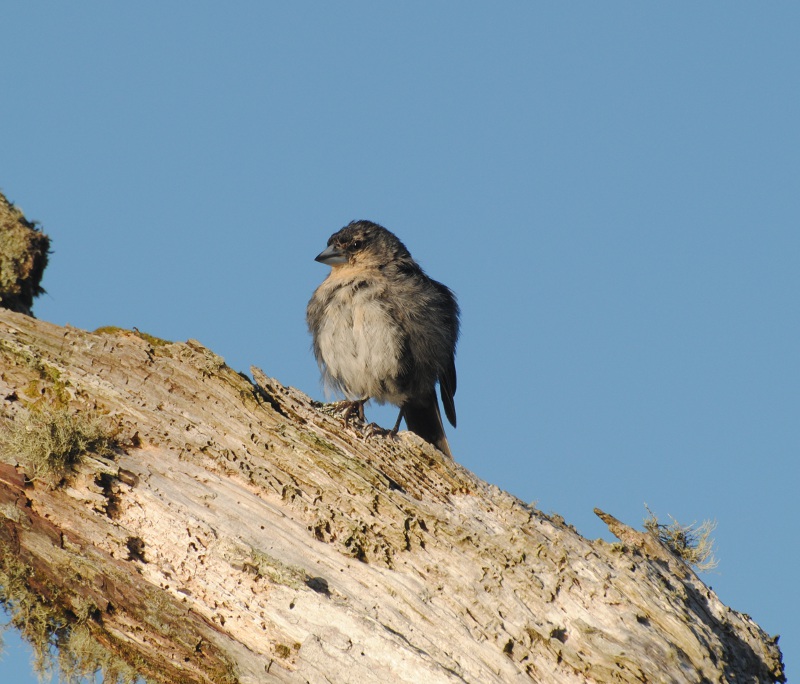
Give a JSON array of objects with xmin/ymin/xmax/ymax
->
[
  {"xmin": 322, "ymin": 400, "xmax": 399, "ymax": 444},
  {"xmin": 362, "ymin": 422, "xmax": 396, "ymax": 441},
  {"xmin": 322, "ymin": 399, "xmax": 367, "ymax": 427}
]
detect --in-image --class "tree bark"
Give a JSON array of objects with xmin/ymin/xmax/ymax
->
[
  {"xmin": 0, "ymin": 190, "xmax": 786, "ymax": 684},
  {"xmin": 0, "ymin": 308, "xmax": 785, "ymax": 683}
]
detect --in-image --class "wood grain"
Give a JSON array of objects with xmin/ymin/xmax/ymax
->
[{"xmin": 0, "ymin": 310, "xmax": 785, "ymax": 683}]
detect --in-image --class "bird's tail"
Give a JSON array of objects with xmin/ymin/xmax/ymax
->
[{"xmin": 402, "ymin": 394, "xmax": 452, "ymax": 458}]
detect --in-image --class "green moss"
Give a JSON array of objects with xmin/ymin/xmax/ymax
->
[
  {"xmin": 242, "ymin": 548, "xmax": 307, "ymax": 589},
  {"xmin": 297, "ymin": 430, "xmax": 341, "ymax": 454},
  {"xmin": 0, "ymin": 221, "xmax": 47, "ymax": 293},
  {"xmin": 30, "ymin": 364, "xmax": 70, "ymax": 409},
  {"xmin": 94, "ymin": 326, "xmax": 172, "ymax": 347},
  {"xmin": 0, "ymin": 192, "xmax": 50, "ymax": 313},
  {"xmin": 0, "ymin": 405, "xmax": 116, "ymax": 487},
  {"xmin": 274, "ymin": 643, "xmax": 292, "ymax": 659},
  {"xmin": 0, "ymin": 340, "xmax": 71, "ymax": 408}
]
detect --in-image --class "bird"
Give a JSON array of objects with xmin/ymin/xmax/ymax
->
[{"xmin": 307, "ymin": 220, "xmax": 459, "ymax": 457}]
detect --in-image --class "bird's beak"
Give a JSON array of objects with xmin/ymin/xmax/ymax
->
[{"xmin": 315, "ymin": 244, "xmax": 348, "ymax": 266}]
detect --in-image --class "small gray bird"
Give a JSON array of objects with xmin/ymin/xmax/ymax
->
[{"xmin": 307, "ymin": 220, "xmax": 459, "ymax": 457}]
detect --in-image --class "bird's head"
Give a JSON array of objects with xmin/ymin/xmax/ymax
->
[{"xmin": 314, "ymin": 220, "xmax": 412, "ymax": 269}]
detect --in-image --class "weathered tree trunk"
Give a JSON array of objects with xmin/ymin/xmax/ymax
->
[
  {"xmin": 0, "ymin": 194, "xmax": 785, "ymax": 683},
  {"xmin": 0, "ymin": 309, "xmax": 785, "ymax": 683}
]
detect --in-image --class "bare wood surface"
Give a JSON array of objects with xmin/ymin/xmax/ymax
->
[{"xmin": 0, "ymin": 309, "xmax": 785, "ymax": 683}]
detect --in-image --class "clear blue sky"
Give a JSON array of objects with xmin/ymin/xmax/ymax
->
[{"xmin": 2, "ymin": 4, "xmax": 798, "ymax": 681}]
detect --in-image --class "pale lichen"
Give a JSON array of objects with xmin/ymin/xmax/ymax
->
[
  {"xmin": 644, "ymin": 505, "xmax": 718, "ymax": 572},
  {"xmin": 0, "ymin": 405, "xmax": 116, "ymax": 487}
]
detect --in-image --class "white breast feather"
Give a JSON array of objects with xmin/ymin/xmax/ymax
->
[{"xmin": 317, "ymin": 285, "xmax": 403, "ymax": 403}]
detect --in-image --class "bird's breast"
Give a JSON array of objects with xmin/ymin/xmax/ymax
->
[{"xmin": 312, "ymin": 276, "xmax": 406, "ymax": 403}]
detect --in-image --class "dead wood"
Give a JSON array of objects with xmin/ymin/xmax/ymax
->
[
  {"xmin": 0, "ymin": 308, "xmax": 785, "ymax": 683},
  {"xmin": 0, "ymin": 193, "xmax": 785, "ymax": 684}
]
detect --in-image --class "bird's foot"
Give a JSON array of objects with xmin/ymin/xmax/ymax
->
[
  {"xmin": 323, "ymin": 399, "xmax": 367, "ymax": 427},
  {"xmin": 362, "ymin": 422, "xmax": 397, "ymax": 441},
  {"xmin": 342, "ymin": 399, "xmax": 366, "ymax": 426}
]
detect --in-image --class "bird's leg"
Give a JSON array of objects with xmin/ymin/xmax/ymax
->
[
  {"xmin": 362, "ymin": 407, "xmax": 402, "ymax": 441},
  {"xmin": 340, "ymin": 398, "xmax": 367, "ymax": 427},
  {"xmin": 390, "ymin": 408, "xmax": 404, "ymax": 436}
]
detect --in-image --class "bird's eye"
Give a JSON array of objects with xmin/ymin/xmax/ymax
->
[{"xmin": 350, "ymin": 240, "xmax": 362, "ymax": 251}]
